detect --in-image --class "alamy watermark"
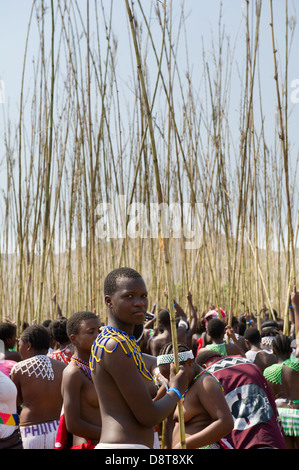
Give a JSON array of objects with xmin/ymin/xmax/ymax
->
[
  {"xmin": 95, "ymin": 195, "xmax": 203, "ymax": 249},
  {"xmin": 291, "ymin": 79, "xmax": 299, "ymax": 104},
  {"xmin": 0, "ymin": 81, "xmax": 5, "ymax": 104}
]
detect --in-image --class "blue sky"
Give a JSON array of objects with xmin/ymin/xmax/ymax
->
[
  {"xmin": 1, "ymin": 1, "xmax": 297, "ymax": 110},
  {"xmin": 1, "ymin": 1, "xmax": 298, "ymax": 130},
  {"xmin": 0, "ymin": 0, "xmax": 298, "ymax": 202}
]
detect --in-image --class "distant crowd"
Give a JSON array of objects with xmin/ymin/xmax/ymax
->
[{"xmin": 1, "ymin": 268, "xmax": 299, "ymax": 450}]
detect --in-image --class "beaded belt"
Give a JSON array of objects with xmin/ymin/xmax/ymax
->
[{"xmin": 0, "ymin": 412, "xmax": 19, "ymax": 426}]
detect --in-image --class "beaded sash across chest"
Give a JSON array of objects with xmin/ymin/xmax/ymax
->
[
  {"xmin": 89, "ymin": 326, "xmax": 153, "ymax": 381},
  {"xmin": 11, "ymin": 355, "xmax": 54, "ymax": 380}
]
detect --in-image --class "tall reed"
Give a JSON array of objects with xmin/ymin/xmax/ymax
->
[{"xmin": 0, "ymin": 1, "xmax": 297, "ymax": 341}]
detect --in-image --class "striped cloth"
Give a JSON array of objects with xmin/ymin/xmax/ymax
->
[
  {"xmin": 277, "ymin": 407, "xmax": 299, "ymax": 436},
  {"xmin": 0, "ymin": 412, "xmax": 19, "ymax": 426}
]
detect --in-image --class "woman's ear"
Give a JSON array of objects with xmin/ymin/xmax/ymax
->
[
  {"xmin": 69, "ymin": 333, "xmax": 76, "ymax": 346},
  {"xmin": 104, "ymin": 295, "xmax": 112, "ymax": 309}
]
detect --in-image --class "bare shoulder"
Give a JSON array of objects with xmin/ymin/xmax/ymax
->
[
  {"xmin": 49, "ymin": 357, "xmax": 67, "ymax": 373},
  {"xmin": 91, "ymin": 335, "xmax": 128, "ymax": 370},
  {"xmin": 261, "ymin": 351, "xmax": 277, "ymax": 365},
  {"xmin": 62, "ymin": 361, "xmax": 85, "ymax": 396},
  {"xmin": 62, "ymin": 361, "xmax": 79, "ymax": 380},
  {"xmin": 198, "ymin": 370, "xmax": 222, "ymax": 392},
  {"xmin": 93, "ymin": 335, "xmax": 120, "ymax": 356}
]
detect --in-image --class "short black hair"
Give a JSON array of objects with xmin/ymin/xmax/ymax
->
[
  {"xmin": 195, "ymin": 349, "xmax": 222, "ymax": 366},
  {"xmin": 50, "ymin": 318, "xmax": 69, "ymax": 344},
  {"xmin": 261, "ymin": 327, "xmax": 279, "ymax": 338},
  {"xmin": 104, "ymin": 267, "xmax": 142, "ymax": 296},
  {"xmin": 239, "ymin": 322, "xmax": 246, "ymax": 336},
  {"xmin": 158, "ymin": 309, "xmax": 171, "ymax": 327},
  {"xmin": 159, "ymin": 342, "xmax": 190, "ymax": 356},
  {"xmin": 67, "ymin": 311, "xmax": 98, "ymax": 337},
  {"xmin": 244, "ymin": 327, "xmax": 261, "ymax": 344},
  {"xmin": 0, "ymin": 322, "xmax": 17, "ymax": 341},
  {"xmin": 207, "ymin": 318, "xmax": 225, "ymax": 338},
  {"xmin": 261, "ymin": 320, "xmax": 279, "ymax": 330},
  {"xmin": 20, "ymin": 324, "xmax": 50, "ymax": 351},
  {"xmin": 157, "ymin": 309, "xmax": 180, "ymax": 328},
  {"xmin": 264, "ymin": 309, "xmax": 278, "ymax": 320}
]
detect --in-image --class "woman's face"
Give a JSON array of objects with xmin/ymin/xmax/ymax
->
[
  {"xmin": 159, "ymin": 359, "xmax": 194, "ymax": 386},
  {"xmin": 105, "ymin": 276, "xmax": 148, "ymax": 331},
  {"xmin": 18, "ymin": 337, "xmax": 30, "ymax": 359},
  {"xmin": 72, "ymin": 317, "xmax": 101, "ymax": 354}
]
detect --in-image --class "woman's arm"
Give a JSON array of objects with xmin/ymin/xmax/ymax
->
[
  {"xmin": 62, "ymin": 367, "xmax": 101, "ymax": 440},
  {"xmin": 101, "ymin": 338, "xmax": 188, "ymax": 428},
  {"xmin": 174, "ymin": 374, "xmax": 233, "ymax": 449}
]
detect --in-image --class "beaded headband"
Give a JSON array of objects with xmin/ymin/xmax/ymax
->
[
  {"xmin": 157, "ymin": 350, "xmax": 194, "ymax": 366},
  {"xmin": 261, "ymin": 336, "xmax": 275, "ymax": 347}
]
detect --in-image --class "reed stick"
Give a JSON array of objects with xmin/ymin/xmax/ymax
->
[{"xmin": 124, "ymin": 0, "xmax": 186, "ymax": 449}]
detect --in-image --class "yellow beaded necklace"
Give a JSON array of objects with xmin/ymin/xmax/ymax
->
[{"xmin": 89, "ymin": 326, "xmax": 153, "ymax": 381}]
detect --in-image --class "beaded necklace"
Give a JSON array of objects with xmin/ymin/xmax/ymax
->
[
  {"xmin": 11, "ymin": 355, "xmax": 54, "ymax": 381},
  {"xmin": 263, "ymin": 357, "xmax": 299, "ymax": 385},
  {"xmin": 89, "ymin": 326, "xmax": 153, "ymax": 381},
  {"xmin": 206, "ymin": 343, "xmax": 227, "ymax": 357},
  {"xmin": 71, "ymin": 356, "xmax": 92, "ymax": 381},
  {"xmin": 182, "ymin": 369, "xmax": 224, "ymax": 402},
  {"xmin": 182, "ymin": 370, "xmax": 205, "ymax": 402}
]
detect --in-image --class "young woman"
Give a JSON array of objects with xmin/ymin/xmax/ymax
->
[
  {"xmin": 57, "ymin": 311, "xmax": 102, "ymax": 449},
  {"xmin": 157, "ymin": 343, "xmax": 234, "ymax": 449},
  {"xmin": 10, "ymin": 325, "xmax": 66, "ymax": 449},
  {"xmin": 89, "ymin": 267, "xmax": 188, "ymax": 449},
  {"xmin": 263, "ymin": 334, "xmax": 299, "ymax": 449}
]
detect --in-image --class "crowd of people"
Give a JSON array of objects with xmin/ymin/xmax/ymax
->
[{"xmin": 1, "ymin": 266, "xmax": 299, "ymax": 450}]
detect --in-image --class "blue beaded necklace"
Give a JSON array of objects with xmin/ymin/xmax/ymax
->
[{"xmin": 90, "ymin": 325, "xmax": 153, "ymax": 381}]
